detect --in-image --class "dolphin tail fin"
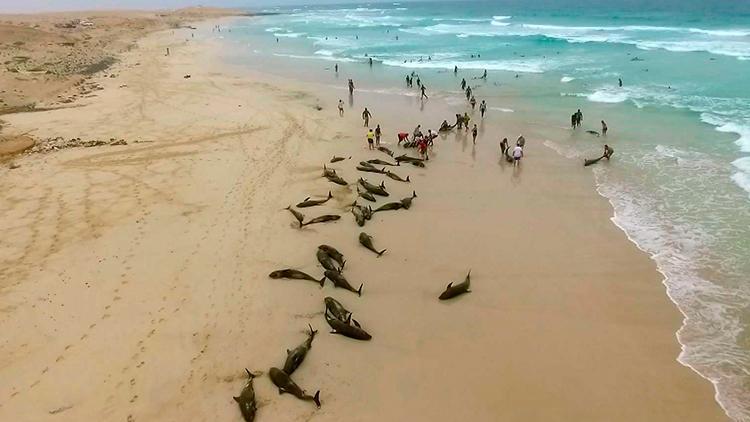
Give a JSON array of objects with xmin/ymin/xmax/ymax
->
[
  {"xmin": 327, "ymin": 191, "xmax": 333, "ymax": 199},
  {"xmin": 380, "ymin": 181, "xmax": 386, "ymax": 189},
  {"xmin": 377, "ymin": 249, "xmax": 387, "ymax": 257},
  {"xmin": 309, "ymin": 324, "xmax": 318, "ymax": 337},
  {"xmin": 304, "ymin": 197, "xmax": 310, "ymax": 201},
  {"xmin": 346, "ymin": 313, "xmax": 352, "ymax": 324},
  {"xmin": 406, "ymin": 175, "xmax": 410, "ymax": 182},
  {"xmin": 412, "ymin": 190, "xmax": 417, "ymax": 198},
  {"xmin": 313, "ymin": 390, "xmax": 321, "ymax": 408},
  {"xmin": 319, "ymin": 276, "xmax": 326, "ymax": 287},
  {"xmin": 357, "ymin": 284, "xmax": 363, "ymax": 297}
]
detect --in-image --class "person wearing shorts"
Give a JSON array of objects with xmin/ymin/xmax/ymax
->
[
  {"xmin": 375, "ymin": 125, "xmax": 382, "ymax": 146},
  {"xmin": 397, "ymin": 132, "xmax": 409, "ymax": 145},
  {"xmin": 512, "ymin": 144, "xmax": 523, "ymax": 166},
  {"xmin": 366, "ymin": 129, "xmax": 375, "ymax": 150}
]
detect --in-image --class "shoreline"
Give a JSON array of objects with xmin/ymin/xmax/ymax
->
[{"xmin": 0, "ymin": 14, "xmax": 732, "ymax": 419}]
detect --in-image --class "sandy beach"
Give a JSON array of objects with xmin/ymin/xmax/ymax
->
[{"xmin": 0, "ymin": 12, "xmax": 729, "ymax": 422}]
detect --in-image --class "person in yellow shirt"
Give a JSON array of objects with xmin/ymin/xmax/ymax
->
[{"xmin": 366, "ymin": 129, "xmax": 375, "ymax": 150}]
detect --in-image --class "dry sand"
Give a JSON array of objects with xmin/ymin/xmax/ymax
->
[{"xmin": 0, "ymin": 15, "xmax": 728, "ymax": 422}]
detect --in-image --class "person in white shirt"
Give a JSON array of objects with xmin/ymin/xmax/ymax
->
[{"xmin": 512, "ymin": 144, "xmax": 524, "ymax": 167}]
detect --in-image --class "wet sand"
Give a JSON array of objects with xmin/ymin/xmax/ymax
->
[{"xmin": 0, "ymin": 17, "xmax": 727, "ymax": 422}]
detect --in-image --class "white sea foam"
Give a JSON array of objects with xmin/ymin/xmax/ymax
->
[
  {"xmin": 731, "ymin": 157, "xmax": 750, "ymax": 195},
  {"xmin": 560, "ymin": 76, "xmax": 575, "ymax": 83},
  {"xmin": 273, "ymin": 32, "xmax": 306, "ymax": 38},
  {"xmin": 587, "ymin": 88, "xmax": 629, "ymax": 103},
  {"xmin": 381, "ymin": 58, "xmax": 548, "ymax": 73},
  {"xmin": 272, "ymin": 53, "xmax": 358, "ymax": 63},
  {"xmin": 489, "ymin": 107, "xmax": 514, "ymax": 113},
  {"xmin": 265, "ymin": 27, "xmax": 282, "ymax": 32}
]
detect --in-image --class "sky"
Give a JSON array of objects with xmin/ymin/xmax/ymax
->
[{"xmin": 0, "ymin": 0, "xmax": 397, "ymax": 13}]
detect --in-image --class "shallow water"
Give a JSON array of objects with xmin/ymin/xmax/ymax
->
[{"xmin": 218, "ymin": 1, "xmax": 750, "ymax": 419}]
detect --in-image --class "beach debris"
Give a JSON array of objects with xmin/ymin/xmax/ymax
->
[
  {"xmin": 325, "ymin": 312, "xmax": 372, "ymax": 340},
  {"xmin": 318, "ymin": 245, "xmax": 345, "ymax": 268},
  {"xmin": 183, "ymin": 74, "xmax": 191, "ymax": 78},
  {"xmin": 296, "ymin": 191, "xmax": 333, "ymax": 208},
  {"xmin": 358, "ymin": 232, "xmax": 386, "ymax": 257},
  {"xmin": 283, "ymin": 325, "xmax": 318, "ymax": 376},
  {"xmin": 317, "ymin": 248, "xmax": 344, "ymax": 273},
  {"xmin": 324, "ymin": 296, "xmax": 351, "ymax": 322},
  {"xmin": 301, "ymin": 214, "xmax": 341, "ymax": 228},
  {"xmin": 233, "ymin": 369, "xmax": 258, "ymax": 422},
  {"xmin": 268, "ymin": 367, "xmax": 321, "ymax": 408},
  {"xmin": 439, "ymin": 271, "xmax": 472, "ymax": 300},
  {"xmin": 269, "ymin": 269, "xmax": 325, "ymax": 287},
  {"xmin": 400, "ymin": 191, "xmax": 418, "ymax": 209},
  {"xmin": 324, "ymin": 270, "xmax": 363, "ymax": 296},
  {"xmin": 285, "ymin": 205, "xmax": 305, "ymax": 227},
  {"xmin": 358, "ymin": 178, "xmax": 389, "ymax": 197},
  {"xmin": 26, "ymin": 136, "xmax": 133, "ymax": 153},
  {"xmin": 8, "ymin": 162, "xmax": 20, "ymax": 170}
]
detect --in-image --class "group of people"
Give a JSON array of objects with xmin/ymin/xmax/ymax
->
[
  {"xmin": 499, "ymin": 135, "xmax": 527, "ymax": 167},
  {"xmin": 571, "ymin": 109, "xmax": 584, "ymax": 129},
  {"xmin": 405, "ymin": 72, "xmax": 429, "ymax": 99}
]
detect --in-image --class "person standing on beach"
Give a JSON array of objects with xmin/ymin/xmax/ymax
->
[
  {"xmin": 480, "ymin": 100, "xmax": 487, "ymax": 118},
  {"xmin": 461, "ymin": 78, "xmax": 467, "ymax": 90},
  {"xmin": 466, "ymin": 86, "xmax": 472, "ymax": 100},
  {"xmin": 338, "ymin": 99, "xmax": 344, "ymax": 117},
  {"xmin": 406, "ymin": 75, "xmax": 410, "ymax": 87},
  {"xmin": 618, "ymin": 78, "xmax": 623, "ymax": 87},
  {"xmin": 601, "ymin": 120, "xmax": 608, "ymax": 136},
  {"xmin": 571, "ymin": 113, "xmax": 577, "ymax": 129},
  {"xmin": 576, "ymin": 109, "xmax": 583, "ymax": 127},
  {"xmin": 481, "ymin": 69, "xmax": 487, "ymax": 79},
  {"xmin": 375, "ymin": 124, "xmax": 382, "ymax": 146},
  {"xmin": 500, "ymin": 137, "xmax": 509, "ymax": 155},
  {"xmin": 412, "ymin": 124, "xmax": 422, "ymax": 141},
  {"xmin": 369, "ymin": 57, "xmax": 373, "ymax": 67},
  {"xmin": 470, "ymin": 96, "xmax": 477, "ymax": 110},
  {"xmin": 362, "ymin": 108, "xmax": 372, "ymax": 127},
  {"xmin": 366, "ymin": 129, "xmax": 375, "ymax": 150},
  {"xmin": 517, "ymin": 134, "xmax": 526, "ymax": 149},
  {"xmin": 421, "ymin": 85, "xmax": 428, "ymax": 100},
  {"xmin": 454, "ymin": 65, "xmax": 458, "ymax": 75},
  {"xmin": 512, "ymin": 143, "xmax": 523, "ymax": 166},
  {"xmin": 463, "ymin": 113, "xmax": 471, "ymax": 131},
  {"xmin": 472, "ymin": 124, "xmax": 478, "ymax": 144},
  {"xmin": 349, "ymin": 79, "xmax": 355, "ymax": 95},
  {"xmin": 335, "ymin": 63, "xmax": 338, "ymax": 73}
]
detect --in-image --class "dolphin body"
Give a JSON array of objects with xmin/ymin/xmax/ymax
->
[
  {"xmin": 324, "ymin": 296, "xmax": 351, "ymax": 322},
  {"xmin": 269, "ymin": 269, "xmax": 325, "ymax": 287},
  {"xmin": 301, "ymin": 214, "xmax": 341, "ymax": 228},
  {"xmin": 325, "ymin": 313, "xmax": 372, "ymax": 341},
  {"xmin": 233, "ymin": 369, "xmax": 258, "ymax": 422},
  {"xmin": 317, "ymin": 248, "xmax": 344, "ymax": 273},
  {"xmin": 318, "ymin": 245, "xmax": 345, "ymax": 268},
  {"xmin": 297, "ymin": 191, "xmax": 333, "ymax": 208},
  {"xmin": 283, "ymin": 325, "xmax": 318, "ymax": 375},
  {"xmin": 400, "ymin": 191, "xmax": 418, "ymax": 209},
  {"xmin": 324, "ymin": 270, "xmax": 363, "ymax": 296},
  {"xmin": 439, "ymin": 271, "xmax": 472, "ymax": 300},
  {"xmin": 268, "ymin": 367, "xmax": 321, "ymax": 408},
  {"xmin": 359, "ymin": 232, "xmax": 386, "ymax": 257}
]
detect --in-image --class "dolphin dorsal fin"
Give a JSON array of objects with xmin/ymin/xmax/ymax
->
[{"xmin": 446, "ymin": 282, "xmax": 453, "ymax": 289}]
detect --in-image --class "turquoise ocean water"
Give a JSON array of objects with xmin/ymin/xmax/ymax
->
[{"xmin": 217, "ymin": 1, "xmax": 750, "ymax": 418}]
